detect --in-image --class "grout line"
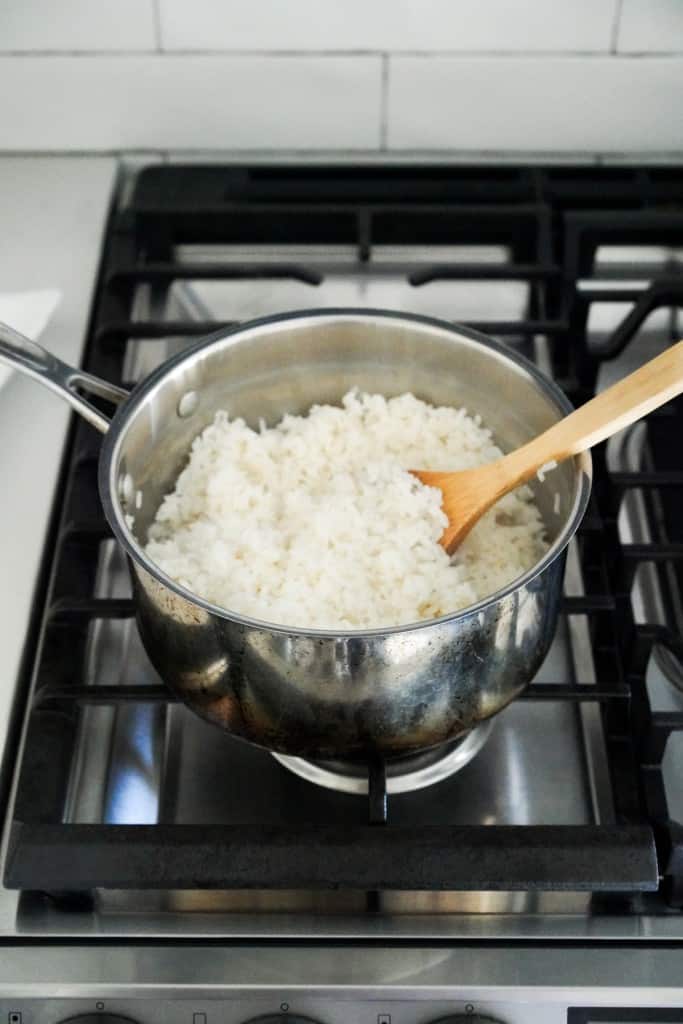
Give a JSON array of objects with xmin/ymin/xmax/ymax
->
[
  {"xmin": 149, "ymin": 47, "xmax": 619, "ymax": 58},
  {"xmin": 379, "ymin": 54, "xmax": 389, "ymax": 151},
  {"xmin": 0, "ymin": 49, "xmax": 381, "ymax": 58},
  {"xmin": 4, "ymin": 148, "xmax": 683, "ymax": 162},
  {"xmin": 611, "ymin": 0, "xmax": 625, "ymax": 53},
  {"xmin": 2, "ymin": 48, "xmax": 683, "ymax": 59},
  {"xmin": 0, "ymin": 49, "xmax": 160, "ymax": 57},
  {"xmin": 0, "ymin": 49, "xmax": 384, "ymax": 59},
  {"xmin": 152, "ymin": 0, "xmax": 163, "ymax": 52}
]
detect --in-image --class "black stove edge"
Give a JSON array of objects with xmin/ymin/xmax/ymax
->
[{"xmin": 4, "ymin": 822, "xmax": 658, "ymax": 893}]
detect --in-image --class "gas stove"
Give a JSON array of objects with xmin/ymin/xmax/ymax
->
[{"xmin": 2, "ymin": 164, "xmax": 683, "ymax": 1021}]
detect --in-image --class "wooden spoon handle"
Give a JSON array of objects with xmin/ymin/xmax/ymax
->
[{"xmin": 505, "ymin": 340, "xmax": 683, "ymax": 483}]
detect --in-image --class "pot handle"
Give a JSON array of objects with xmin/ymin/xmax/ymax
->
[{"xmin": 0, "ymin": 320, "xmax": 128, "ymax": 434}]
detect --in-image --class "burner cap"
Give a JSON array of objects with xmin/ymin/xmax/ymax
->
[{"xmin": 272, "ymin": 719, "xmax": 493, "ymax": 795}]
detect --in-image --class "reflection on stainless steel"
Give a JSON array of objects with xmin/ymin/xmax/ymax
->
[
  {"xmin": 106, "ymin": 312, "xmax": 590, "ymax": 758},
  {"xmin": 565, "ymin": 541, "xmax": 616, "ymax": 826},
  {"xmin": 610, "ymin": 417, "xmax": 683, "ymax": 825},
  {"xmin": 272, "ymin": 721, "xmax": 494, "ymax": 795},
  {"xmin": 173, "ymin": 243, "xmax": 523, "ymax": 327},
  {"xmin": 578, "ymin": 279, "xmax": 652, "ymax": 293},
  {"xmin": 0, "ymin": 309, "xmax": 591, "ymax": 759},
  {"xmin": 66, "ymin": 540, "xmax": 165, "ymax": 826},
  {"xmin": 175, "ymin": 243, "xmax": 512, "ymax": 265},
  {"xmin": 378, "ymin": 889, "xmax": 589, "ymax": 915},
  {"xmin": 532, "ymin": 336, "xmax": 614, "ymax": 826},
  {"xmin": 601, "ymin": 327, "xmax": 683, "ymax": 696},
  {"xmin": 53, "ymin": 466, "xmax": 601, "ymax": 930},
  {"xmin": 4, "ymin": 941, "xmax": 683, "ymax": 996},
  {"xmin": 592, "ymin": 294, "xmax": 683, "ymax": 824},
  {"xmin": 580, "ymin": 245, "xmax": 683, "ymax": 297},
  {"xmin": 161, "ymin": 645, "xmax": 594, "ymax": 838},
  {"xmin": 176, "ymin": 274, "xmax": 529, "ymax": 326},
  {"xmin": 142, "ymin": 889, "xmax": 369, "ymax": 914}
]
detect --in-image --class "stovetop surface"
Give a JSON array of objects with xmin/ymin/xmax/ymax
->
[
  {"xmin": 67, "ymin": 543, "xmax": 593, "ymax": 831},
  {"xmin": 2, "ymin": 163, "xmax": 683, "ymax": 940}
]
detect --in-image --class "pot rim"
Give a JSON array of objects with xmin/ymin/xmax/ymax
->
[{"xmin": 99, "ymin": 308, "xmax": 592, "ymax": 638}]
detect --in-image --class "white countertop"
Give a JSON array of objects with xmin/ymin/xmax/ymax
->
[{"xmin": 0, "ymin": 156, "xmax": 118, "ymax": 777}]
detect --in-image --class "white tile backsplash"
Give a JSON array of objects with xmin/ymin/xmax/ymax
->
[
  {"xmin": 617, "ymin": 0, "xmax": 683, "ymax": 53},
  {"xmin": 159, "ymin": 0, "xmax": 616, "ymax": 53},
  {"xmin": 0, "ymin": 1, "xmax": 681, "ymax": 155},
  {"xmin": 0, "ymin": 0, "xmax": 157, "ymax": 52},
  {"xmin": 387, "ymin": 56, "xmax": 683, "ymax": 152},
  {"xmin": 0, "ymin": 55, "xmax": 382, "ymax": 150}
]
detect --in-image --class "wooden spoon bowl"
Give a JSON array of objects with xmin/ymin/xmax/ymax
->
[{"xmin": 413, "ymin": 341, "xmax": 683, "ymax": 555}]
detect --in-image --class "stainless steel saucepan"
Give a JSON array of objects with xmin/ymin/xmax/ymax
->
[{"xmin": 0, "ymin": 310, "xmax": 591, "ymax": 759}]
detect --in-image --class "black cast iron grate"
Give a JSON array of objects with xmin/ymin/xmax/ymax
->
[{"xmin": 4, "ymin": 165, "xmax": 683, "ymax": 900}]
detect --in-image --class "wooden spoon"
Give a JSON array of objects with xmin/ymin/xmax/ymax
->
[{"xmin": 412, "ymin": 341, "xmax": 683, "ymax": 555}]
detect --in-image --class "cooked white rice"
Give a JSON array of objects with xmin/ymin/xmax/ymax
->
[{"xmin": 145, "ymin": 390, "xmax": 547, "ymax": 630}]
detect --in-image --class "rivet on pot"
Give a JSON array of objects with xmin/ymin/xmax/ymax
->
[
  {"xmin": 118, "ymin": 472, "xmax": 134, "ymax": 506},
  {"xmin": 178, "ymin": 390, "xmax": 199, "ymax": 418}
]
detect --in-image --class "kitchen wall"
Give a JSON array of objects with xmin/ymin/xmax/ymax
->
[{"xmin": 0, "ymin": 0, "xmax": 682, "ymax": 159}]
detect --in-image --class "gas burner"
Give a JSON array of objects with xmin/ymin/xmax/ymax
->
[{"xmin": 272, "ymin": 720, "xmax": 494, "ymax": 795}]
